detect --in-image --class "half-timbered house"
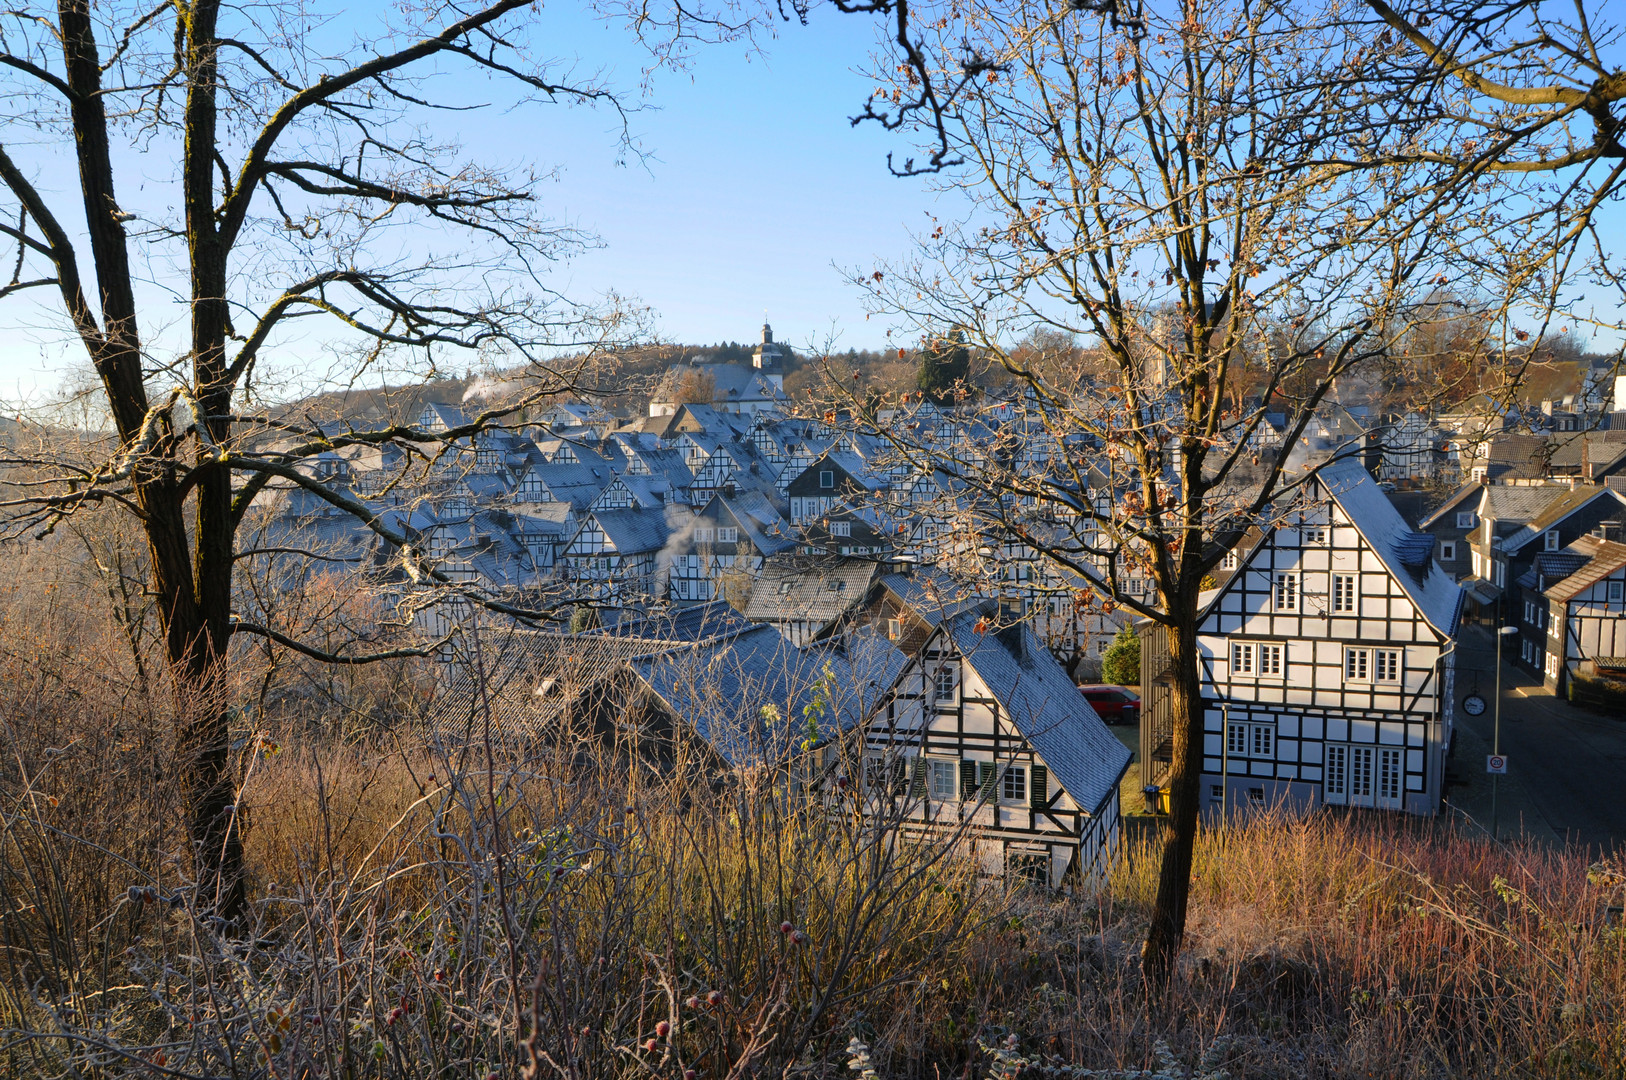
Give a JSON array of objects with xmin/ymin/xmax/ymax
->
[
  {"xmin": 1163, "ymin": 459, "xmax": 1465, "ymax": 816},
  {"xmin": 1517, "ymin": 536, "xmax": 1626, "ymax": 692},
  {"xmin": 849, "ymin": 603, "xmax": 1131, "ymax": 888}
]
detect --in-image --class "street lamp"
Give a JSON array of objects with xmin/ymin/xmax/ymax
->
[{"xmin": 1492, "ymin": 624, "xmax": 1519, "ymax": 840}]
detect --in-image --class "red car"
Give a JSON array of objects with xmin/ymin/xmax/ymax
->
[{"xmin": 1078, "ymin": 684, "xmax": 1141, "ymax": 725}]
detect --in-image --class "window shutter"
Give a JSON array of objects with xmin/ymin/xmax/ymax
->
[
  {"xmin": 910, "ymin": 757, "xmax": 927, "ymax": 797},
  {"xmin": 959, "ymin": 760, "xmax": 979, "ymax": 798},
  {"xmin": 1029, "ymin": 764, "xmax": 1048, "ymax": 809},
  {"xmin": 978, "ymin": 762, "xmax": 998, "ymax": 801}
]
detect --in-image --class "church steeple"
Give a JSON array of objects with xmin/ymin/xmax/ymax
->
[{"xmin": 752, "ymin": 317, "xmax": 785, "ymax": 390}]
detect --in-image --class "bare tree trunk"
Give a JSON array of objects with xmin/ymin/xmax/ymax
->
[{"xmin": 1141, "ymin": 606, "xmax": 1203, "ymax": 997}]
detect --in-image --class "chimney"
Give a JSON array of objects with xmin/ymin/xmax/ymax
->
[{"xmin": 996, "ymin": 596, "xmax": 1026, "ymax": 660}]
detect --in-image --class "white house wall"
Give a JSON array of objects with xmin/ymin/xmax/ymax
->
[{"xmin": 1198, "ymin": 511, "xmax": 1450, "ymax": 816}]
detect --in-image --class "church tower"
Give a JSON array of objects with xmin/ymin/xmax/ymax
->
[{"xmin": 752, "ymin": 320, "xmax": 786, "ymax": 392}]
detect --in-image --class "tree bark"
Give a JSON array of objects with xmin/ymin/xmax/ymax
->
[{"xmin": 1140, "ymin": 600, "xmax": 1204, "ymax": 997}]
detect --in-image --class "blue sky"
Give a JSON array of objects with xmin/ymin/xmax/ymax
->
[
  {"xmin": 2, "ymin": 3, "xmax": 1618, "ymax": 403},
  {"xmin": 0, "ymin": 3, "xmax": 939, "ymax": 401}
]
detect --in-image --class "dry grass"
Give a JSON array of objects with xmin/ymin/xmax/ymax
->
[{"xmin": 0, "ymin": 551, "xmax": 1622, "ymax": 1078}]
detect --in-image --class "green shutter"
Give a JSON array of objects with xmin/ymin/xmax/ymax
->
[
  {"xmin": 978, "ymin": 762, "xmax": 998, "ymax": 801},
  {"xmin": 1029, "ymin": 764, "xmax": 1049, "ymax": 810},
  {"xmin": 959, "ymin": 760, "xmax": 979, "ymax": 798},
  {"xmin": 910, "ymin": 757, "xmax": 927, "ymax": 797}
]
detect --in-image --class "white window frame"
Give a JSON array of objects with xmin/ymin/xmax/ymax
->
[
  {"xmin": 1332, "ymin": 574, "xmax": 1357, "ymax": 613},
  {"xmin": 1344, "ymin": 647, "xmax": 1370, "ymax": 682},
  {"xmin": 1456, "ymin": 511, "xmax": 1476, "ymax": 529},
  {"xmin": 1001, "ymin": 764, "xmax": 1027, "ymax": 803},
  {"xmin": 1231, "ymin": 642, "xmax": 1254, "ymax": 675},
  {"xmin": 1610, "ymin": 580, "xmax": 1624, "ymax": 604},
  {"xmin": 829, "ymin": 521, "xmax": 852, "ymax": 537},
  {"xmin": 1374, "ymin": 648, "xmax": 1402, "ymax": 683},
  {"xmin": 1258, "ymin": 642, "xmax": 1284, "ymax": 677},
  {"xmin": 1273, "ymin": 572, "xmax": 1299, "ymax": 612},
  {"xmin": 1302, "ymin": 526, "xmax": 1327, "ymax": 545},
  {"xmin": 819, "ymin": 470, "xmax": 835, "ymax": 489},
  {"xmin": 928, "ymin": 759, "xmax": 958, "ymax": 800},
  {"xmin": 1249, "ymin": 723, "xmax": 1274, "ymax": 759},
  {"xmin": 1544, "ymin": 529, "xmax": 1560, "ymax": 552},
  {"xmin": 1440, "ymin": 540, "xmax": 1456, "ymax": 562},
  {"xmin": 718, "ymin": 526, "xmax": 739, "ymax": 543},
  {"xmin": 934, "ymin": 666, "xmax": 956, "ymax": 702}
]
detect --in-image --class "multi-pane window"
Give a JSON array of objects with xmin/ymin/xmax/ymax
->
[
  {"xmin": 934, "ymin": 667, "xmax": 956, "ymax": 701},
  {"xmin": 1456, "ymin": 511, "xmax": 1476, "ymax": 528},
  {"xmin": 1226, "ymin": 722, "xmax": 1273, "ymax": 758},
  {"xmin": 1273, "ymin": 573, "xmax": 1299, "ymax": 612},
  {"xmin": 1332, "ymin": 574, "xmax": 1357, "ymax": 613},
  {"xmin": 1344, "ymin": 647, "xmax": 1369, "ymax": 681},
  {"xmin": 718, "ymin": 527, "xmax": 739, "ymax": 543},
  {"xmin": 1001, "ymin": 765, "xmax": 1027, "ymax": 803},
  {"xmin": 829, "ymin": 521, "xmax": 851, "ymax": 537},
  {"xmin": 1302, "ymin": 526, "xmax": 1326, "ymax": 544},
  {"xmin": 928, "ymin": 760, "xmax": 958, "ymax": 799},
  {"xmin": 1544, "ymin": 529, "xmax": 1560, "ymax": 552},
  {"xmin": 1231, "ymin": 642, "xmax": 1254, "ymax": 674},
  {"xmin": 1221, "ymin": 551, "xmax": 1239, "ymax": 571},
  {"xmin": 1233, "ymin": 642, "xmax": 1282, "ymax": 677},
  {"xmin": 1259, "ymin": 643, "xmax": 1283, "ymax": 676},
  {"xmin": 1375, "ymin": 648, "xmax": 1401, "ymax": 682}
]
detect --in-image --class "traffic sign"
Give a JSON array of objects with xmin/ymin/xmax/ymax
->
[{"xmin": 1486, "ymin": 754, "xmax": 1508, "ymax": 775}]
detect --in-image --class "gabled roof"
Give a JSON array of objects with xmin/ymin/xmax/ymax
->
[
  {"xmin": 1418, "ymin": 483, "xmax": 1484, "ymax": 529},
  {"xmin": 1478, "ymin": 483, "xmax": 1573, "ymax": 526},
  {"xmin": 1318, "ymin": 458, "xmax": 1465, "ymax": 636},
  {"xmin": 876, "ymin": 569, "xmax": 985, "ymax": 628},
  {"xmin": 632, "ymin": 624, "xmax": 907, "ymax": 768},
  {"xmin": 1501, "ymin": 487, "xmax": 1625, "ymax": 554},
  {"xmin": 1542, "ymin": 538, "xmax": 1626, "ymax": 602},
  {"xmin": 743, "ymin": 556, "xmax": 881, "ymax": 626},
  {"xmin": 939, "ymin": 609, "xmax": 1131, "ymax": 815},
  {"xmin": 590, "ymin": 508, "xmax": 679, "ymax": 555}
]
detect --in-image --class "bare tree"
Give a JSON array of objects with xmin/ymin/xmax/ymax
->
[
  {"xmin": 832, "ymin": 0, "xmax": 1521, "ymax": 995},
  {"xmin": 0, "ymin": 0, "xmax": 733, "ymax": 918}
]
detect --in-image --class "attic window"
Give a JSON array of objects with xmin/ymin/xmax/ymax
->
[
  {"xmin": 1544, "ymin": 529, "xmax": 1560, "ymax": 552},
  {"xmin": 819, "ymin": 470, "xmax": 835, "ymax": 488},
  {"xmin": 534, "ymin": 678, "xmax": 557, "ymax": 697}
]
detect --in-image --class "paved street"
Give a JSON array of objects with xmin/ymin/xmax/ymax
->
[{"xmin": 1450, "ymin": 625, "xmax": 1626, "ymax": 852}]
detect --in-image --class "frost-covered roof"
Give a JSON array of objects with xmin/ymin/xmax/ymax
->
[
  {"xmin": 941, "ymin": 610, "xmax": 1130, "ymax": 816},
  {"xmin": 1319, "ymin": 458, "xmax": 1465, "ymax": 637}
]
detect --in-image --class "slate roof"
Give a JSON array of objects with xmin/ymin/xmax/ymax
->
[
  {"xmin": 1478, "ymin": 484, "xmax": 1573, "ymax": 526},
  {"xmin": 631, "ymin": 624, "xmax": 907, "ymax": 767},
  {"xmin": 1543, "ymin": 538, "xmax": 1626, "ymax": 602},
  {"xmin": 1318, "ymin": 458, "xmax": 1465, "ymax": 636},
  {"xmin": 1503, "ymin": 487, "xmax": 1626, "ymax": 553},
  {"xmin": 591, "ymin": 508, "xmax": 681, "ymax": 555},
  {"xmin": 1418, "ymin": 483, "xmax": 1484, "ymax": 529},
  {"xmin": 429, "ymin": 614, "xmax": 907, "ymax": 768},
  {"xmin": 940, "ymin": 609, "xmax": 1131, "ymax": 816},
  {"xmin": 743, "ymin": 556, "xmax": 881, "ymax": 626},
  {"xmin": 877, "ymin": 570, "xmax": 986, "ymax": 628}
]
